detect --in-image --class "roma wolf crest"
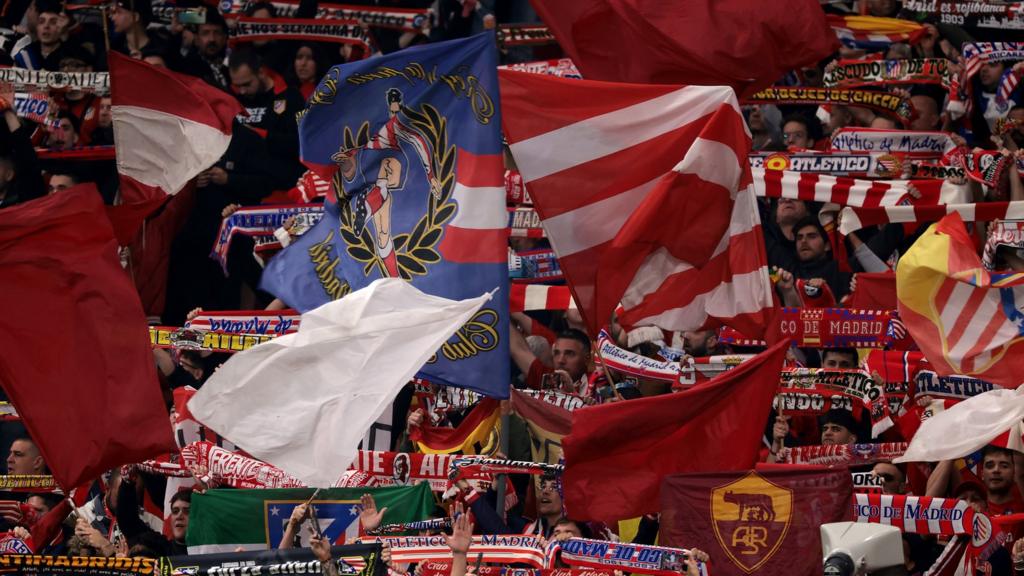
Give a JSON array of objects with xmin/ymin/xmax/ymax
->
[
  {"xmin": 710, "ymin": 471, "xmax": 793, "ymax": 573},
  {"xmin": 329, "ymin": 88, "xmax": 456, "ymax": 280}
]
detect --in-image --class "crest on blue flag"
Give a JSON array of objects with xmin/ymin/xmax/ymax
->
[
  {"xmin": 261, "ymin": 32, "xmax": 509, "ymax": 399},
  {"xmin": 265, "ymin": 500, "xmax": 361, "ymax": 548}
]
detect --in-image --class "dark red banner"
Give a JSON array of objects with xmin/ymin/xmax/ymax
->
[{"xmin": 660, "ymin": 467, "xmax": 852, "ymax": 576}]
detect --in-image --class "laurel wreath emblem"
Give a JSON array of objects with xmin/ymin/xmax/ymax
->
[{"xmin": 335, "ymin": 103, "xmax": 457, "ymax": 280}]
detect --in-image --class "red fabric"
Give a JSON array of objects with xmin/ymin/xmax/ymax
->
[
  {"xmin": 110, "ymin": 51, "xmax": 241, "ymax": 131},
  {"xmin": 0, "ymin": 186, "xmax": 177, "ymax": 490},
  {"xmin": 658, "ymin": 466, "xmax": 852, "ymax": 576},
  {"xmin": 109, "ymin": 51, "xmax": 242, "ymax": 240},
  {"xmin": 849, "ymin": 271, "xmax": 898, "ymax": 310},
  {"xmin": 26, "ymin": 499, "xmax": 70, "ymax": 552},
  {"xmin": 500, "ymin": 70, "xmax": 773, "ymax": 337},
  {"xmin": 127, "ymin": 186, "xmax": 197, "ymax": 318},
  {"xmin": 561, "ymin": 339, "xmax": 790, "ymax": 521},
  {"xmin": 529, "ymin": 0, "xmax": 838, "ymax": 99}
]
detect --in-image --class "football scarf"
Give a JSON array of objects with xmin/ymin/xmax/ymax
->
[
  {"xmin": 745, "ymin": 86, "xmax": 915, "ymax": 124},
  {"xmin": 780, "ymin": 368, "xmax": 893, "ymax": 436},
  {"xmin": 776, "ymin": 442, "xmax": 909, "ymax": 465},
  {"xmin": 550, "ymin": 539, "xmax": 709, "ymax": 576},
  {"xmin": 823, "ymin": 58, "xmax": 953, "ymax": 88}
]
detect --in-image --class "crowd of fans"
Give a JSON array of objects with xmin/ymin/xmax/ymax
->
[{"xmin": 3, "ymin": 0, "xmax": 1024, "ymax": 574}]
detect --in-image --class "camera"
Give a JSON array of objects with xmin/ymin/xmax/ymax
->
[{"xmin": 821, "ymin": 522, "xmax": 905, "ymax": 576}]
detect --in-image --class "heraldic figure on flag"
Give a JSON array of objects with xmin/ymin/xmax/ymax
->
[{"xmin": 330, "ymin": 87, "xmax": 445, "ymax": 278}]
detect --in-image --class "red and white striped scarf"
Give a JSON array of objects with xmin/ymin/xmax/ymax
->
[
  {"xmin": 185, "ymin": 309, "xmax": 301, "ymax": 336},
  {"xmin": 853, "ymin": 493, "xmax": 977, "ymax": 536},
  {"xmin": 838, "ymin": 201, "xmax": 1024, "ymax": 235},
  {"xmin": 752, "ymin": 167, "xmax": 934, "ymax": 207},
  {"xmin": 510, "ymin": 284, "xmax": 575, "ymax": 313},
  {"xmin": 211, "ymin": 205, "xmax": 324, "ymax": 273},
  {"xmin": 180, "ymin": 441, "xmax": 305, "ymax": 489}
]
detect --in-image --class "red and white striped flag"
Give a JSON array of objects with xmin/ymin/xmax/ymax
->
[
  {"xmin": 108, "ymin": 51, "xmax": 242, "ymax": 244},
  {"xmin": 499, "ymin": 71, "xmax": 773, "ymax": 335}
]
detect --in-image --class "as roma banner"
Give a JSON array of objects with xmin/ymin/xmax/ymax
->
[
  {"xmin": 159, "ymin": 543, "xmax": 384, "ymax": 576},
  {"xmin": 660, "ymin": 468, "xmax": 852, "ymax": 576}
]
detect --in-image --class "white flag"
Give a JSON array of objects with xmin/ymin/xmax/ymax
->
[
  {"xmin": 895, "ymin": 386, "xmax": 1024, "ymax": 464},
  {"xmin": 188, "ymin": 279, "xmax": 493, "ymax": 487}
]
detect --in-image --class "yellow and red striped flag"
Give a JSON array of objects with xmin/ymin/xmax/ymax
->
[{"xmin": 897, "ymin": 213, "xmax": 1024, "ymax": 386}]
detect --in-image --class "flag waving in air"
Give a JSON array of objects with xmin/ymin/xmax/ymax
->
[
  {"xmin": 108, "ymin": 51, "xmax": 241, "ymax": 244},
  {"xmin": 897, "ymin": 212, "xmax": 1024, "ymax": 387},
  {"xmin": 500, "ymin": 71, "xmax": 774, "ymax": 336},
  {"xmin": 265, "ymin": 31, "xmax": 509, "ymax": 398}
]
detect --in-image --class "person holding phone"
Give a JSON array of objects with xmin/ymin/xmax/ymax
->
[{"xmin": 510, "ymin": 313, "xmax": 592, "ymax": 395}]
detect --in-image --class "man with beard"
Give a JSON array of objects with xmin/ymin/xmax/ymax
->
[
  {"xmin": 228, "ymin": 47, "xmax": 305, "ymax": 189},
  {"xmin": 464, "ymin": 473, "xmax": 567, "ymax": 537}
]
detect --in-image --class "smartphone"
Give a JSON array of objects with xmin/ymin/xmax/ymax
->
[{"xmin": 176, "ymin": 8, "xmax": 206, "ymax": 25}]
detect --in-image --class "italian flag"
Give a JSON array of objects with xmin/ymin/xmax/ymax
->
[{"xmin": 187, "ymin": 484, "xmax": 434, "ymax": 554}]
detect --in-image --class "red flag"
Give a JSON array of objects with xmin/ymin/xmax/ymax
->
[
  {"xmin": 659, "ymin": 466, "xmax": 852, "ymax": 576},
  {"xmin": 529, "ymin": 0, "xmax": 838, "ymax": 99},
  {"xmin": 108, "ymin": 51, "xmax": 242, "ymax": 244},
  {"xmin": 0, "ymin": 186, "xmax": 177, "ymax": 489},
  {"xmin": 500, "ymin": 70, "xmax": 774, "ymax": 336},
  {"xmin": 848, "ymin": 271, "xmax": 897, "ymax": 310},
  {"xmin": 561, "ymin": 339, "xmax": 789, "ymax": 521}
]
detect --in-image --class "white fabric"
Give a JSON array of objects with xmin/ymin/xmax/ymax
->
[
  {"xmin": 510, "ymin": 85, "xmax": 740, "ymax": 182},
  {"xmin": 112, "ymin": 105, "xmax": 231, "ymax": 194},
  {"xmin": 894, "ymin": 386, "xmax": 1024, "ymax": 463},
  {"xmin": 188, "ymin": 279, "xmax": 493, "ymax": 487}
]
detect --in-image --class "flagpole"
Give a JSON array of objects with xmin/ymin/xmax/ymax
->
[
  {"xmin": 100, "ymin": 6, "xmax": 111, "ymax": 55},
  {"xmin": 493, "ymin": 411, "xmax": 510, "ymax": 515}
]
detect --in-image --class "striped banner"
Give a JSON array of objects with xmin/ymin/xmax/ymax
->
[
  {"xmin": 186, "ymin": 310, "xmax": 301, "ymax": 336},
  {"xmin": 839, "ymin": 202, "xmax": 1024, "ymax": 235},
  {"xmin": 853, "ymin": 493, "xmax": 977, "ymax": 536},
  {"xmin": 510, "ymin": 284, "xmax": 575, "ymax": 312},
  {"xmin": 364, "ymin": 535, "xmax": 547, "ymax": 567},
  {"xmin": 752, "ymin": 168, "xmax": 925, "ymax": 207}
]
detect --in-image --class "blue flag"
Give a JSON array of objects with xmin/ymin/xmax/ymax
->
[{"xmin": 260, "ymin": 32, "xmax": 509, "ymax": 399}]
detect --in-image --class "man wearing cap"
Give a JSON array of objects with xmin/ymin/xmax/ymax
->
[
  {"xmin": 109, "ymin": 0, "xmax": 152, "ymax": 58},
  {"xmin": 13, "ymin": 0, "xmax": 63, "ymax": 71}
]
